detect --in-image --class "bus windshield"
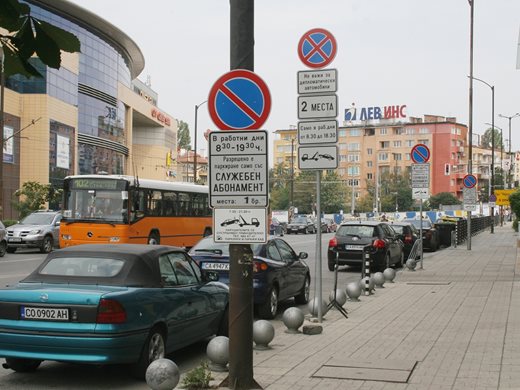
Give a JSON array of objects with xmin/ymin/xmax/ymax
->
[{"xmin": 62, "ymin": 179, "xmax": 128, "ymax": 223}]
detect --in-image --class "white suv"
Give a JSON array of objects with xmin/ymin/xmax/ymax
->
[{"xmin": 6, "ymin": 211, "xmax": 62, "ymax": 254}]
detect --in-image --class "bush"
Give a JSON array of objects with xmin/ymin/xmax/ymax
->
[
  {"xmin": 2, "ymin": 220, "xmax": 18, "ymax": 227},
  {"xmin": 513, "ymin": 218, "xmax": 518, "ymax": 232},
  {"xmin": 181, "ymin": 361, "xmax": 213, "ymax": 389}
]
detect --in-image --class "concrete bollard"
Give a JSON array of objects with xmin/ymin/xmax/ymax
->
[
  {"xmin": 405, "ymin": 258, "xmax": 417, "ymax": 271},
  {"xmin": 283, "ymin": 307, "xmax": 304, "ymax": 333},
  {"xmin": 372, "ymin": 272, "xmax": 385, "ymax": 288},
  {"xmin": 346, "ymin": 281, "xmax": 362, "ymax": 301},
  {"xmin": 328, "ymin": 288, "xmax": 347, "ymax": 306},
  {"xmin": 206, "ymin": 336, "xmax": 229, "ymax": 372},
  {"xmin": 253, "ymin": 320, "xmax": 275, "ymax": 350},
  {"xmin": 145, "ymin": 358, "xmax": 180, "ymax": 390},
  {"xmin": 383, "ymin": 267, "xmax": 396, "ymax": 283},
  {"xmin": 308, "ymin": 297, "xmax": 328, "ymax": 317}
]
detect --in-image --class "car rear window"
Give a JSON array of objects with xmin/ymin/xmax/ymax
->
[
  {"xmin": 337, "ymin": 225, "xmax": 376, "ymax": 238},
  {"xmin": 40, "ymin": 257, "xmax": 124, "ymax": 277},
  {"xmin": 391, "ymin": 225, "xmax": 404, "ymax": 234}
]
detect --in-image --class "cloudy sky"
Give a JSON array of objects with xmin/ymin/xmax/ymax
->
[{"xmin": 69, "ymin": 0, "xmax": 520, "ymax": 158}]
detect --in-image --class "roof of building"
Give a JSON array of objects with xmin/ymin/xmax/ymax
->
[{"xmin": 28, "ymin": 0, "xmax": 145, "ymax": 79}]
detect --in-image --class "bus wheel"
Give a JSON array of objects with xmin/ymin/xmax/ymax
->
[{"xmin": 147, "ymin": 232, "xmax": 160, "ymax": 245}]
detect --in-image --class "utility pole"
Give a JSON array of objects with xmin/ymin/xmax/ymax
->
[
  {"xmin": 467, "ymin": 0, "xmax": 474, "ymax": 249},
  {"xmin": 225, "ymin": 1, "xmax": 260, "ymax": 389},
  {"xmin": 0, "ymin": 47, "xmax": 5, "ymax": 220}
]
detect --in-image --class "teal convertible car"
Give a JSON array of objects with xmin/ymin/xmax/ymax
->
[{"xmin": 0, "ymin": 244, "xmax": 229, "ymax": 379}]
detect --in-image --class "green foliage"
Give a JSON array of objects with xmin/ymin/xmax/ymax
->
[
  {"xmin": 513, "ymin": 218, "xmax": 518, "ymax": 233},
  {"xmin": 481, "ymin": 127, "xmax": 503, "ymax": 151},
  {"xmin": 427, "ymin": 192, "xmax": 461, "ymax": 210},
  {"xmin": 181, "ymin": 361, "xmax": 213, "ymax": 389},
  {"xmin": 509, "ymin": 190, "xmax": 520, "ymax": 219},
  {"xmin": 2, "ymin": 219, "xmax": 18, "ymax": 227},
  {"xmin": 0, "ymin": 0, "xmax": 81, "ymax": 78},
  {"xmin": 177, "ymin": 120, "xmax": 191, "ymax": 151},
  {"xmin": 12, "ymin": 181, "xmax": 63, "ymax": 218}
]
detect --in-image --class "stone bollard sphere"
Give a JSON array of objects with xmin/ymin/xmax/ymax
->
[
  {"xmin": 283, "ymin": 307, "xmax": 304, "ymax": 333},
  {"xmin": 359, "ymin": 276, "xmax": 375, "ymax": 292},
  {"xmin": 346, "ymin": 281, "xmax": 362, "ymax": 301},
  {"xmin": 253, "ymin": 320, "xmax": 275, "ymax": 350},
  {"xmin": 406, "ymin": 258, "xmax": 417, "ymax": 271},
  {"xmin": 308, "ymin": 297, "xmax": 328, "ymax": 317},
  {"xmin": 373, "ymin": 272, "xmax": 386, "ymax": 288},
  {"xmin": 145, "ymin": 358, "xmax": 180, "ymax": 390},
  {"xmin": 328, "ymin": 288, "xmax": 347, "ymax": 306},
  {"xmin": 206, "ymin": 336, "xmax": 229, "ymax": 372},
  {"xmin": 383, "ymin": 267, "xmax": 396, "ymax": 283}
]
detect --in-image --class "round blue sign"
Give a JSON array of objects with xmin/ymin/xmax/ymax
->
[
  {"xmin": 410, "ymin": 144, "xmax": 430, "ymax": 164},
  {"xmin": 463, "ymin": 174, "xmax": 477, "ymax": 188},
  {"xmin": 298, "ymin": 28, "xmax": 337, "ymax": 69}
]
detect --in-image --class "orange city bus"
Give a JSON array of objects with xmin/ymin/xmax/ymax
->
[{"xmin": 59, "ymin": 174, "xmax": 212, "ymax": 249}]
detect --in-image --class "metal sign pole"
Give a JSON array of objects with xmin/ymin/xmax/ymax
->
[
  {"xmin": 419, "ymin": 200, "xmax": 424, "ymax": 269},
  {"xmin": 315, "ymin": 170, "xmax": 322, "ymax": 322}
]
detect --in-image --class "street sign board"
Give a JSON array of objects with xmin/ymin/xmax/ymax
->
[
  {"xmin": 209, "ymin": 130, "xmax": 268, "ymax": 207},
  {"xmin": 208, "ymin": 69, "xmax": 271, "ymax": 130},
  {"xmin": 410, "ymin": 144, "xmax": 430, "ymax": 164},
  {"xmin": 412, "ymin": 188, "xmax": 429, "ymax": 200},
  {"xmin": 298, "ymin": 94, "xmax": 338, "ymax": 119},
  {"xmin": 489, "ymin": 194, "xmax": 497, "ymax": 202},
  {"xmin": 411, "ymin": 163, "xmax": 430, "ymax": 188},
  {"xmin": 213, "ymin": 208, "xmax": 267, "ymax": 243},
  {"xmin": 298, "ymin": 28, "xmax": 337, "ymax": 69},
  {"xmin": 298, "ymin": 145, "xmax": 338, "ymax": 170},
  {"xmin": 495, "ymin": 189, "xmax": 515, "ymax": 206},
  {"xmin": 463, "ymin": 187, "xmax": 477, "ymax": 204},
  {"xmin": 463, "ymin": 174, "xmax": 477, "ymax": 189},
  {"xmin": 297, "ymin": 69, "xmax": 337, "ymax": 94},
  {"xmin": 298, "ymin": 120, "xmax": 338, "ymax": 144}
]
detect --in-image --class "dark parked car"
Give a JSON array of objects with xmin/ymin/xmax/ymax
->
[
  {"xmin": 403, "ymin": 218, "xmax": 439, "ymax": 251},
  {"xmin": 189, "ymin": 236, "xmax": 310, "ymax": 319},
  {"xmin": 0, "ymin": 221, "xmax": 7, "ymax": 257},
  {"xmin": 0, "ymin": 244, "xmax": 229, "ymax": 379},
  {"xmin": 327, "ymin": 221, "xmax": 404, "ymax": 272},
  {"xmin": 390, "ymin": 221, "xmax": 420, "ymax": 261},
  {"xmin": 286, "ymin": 216, "xmax": 317, "ymax": 234}
]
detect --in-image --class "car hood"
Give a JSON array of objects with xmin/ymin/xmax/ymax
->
[{"xmin": 7, "ymin": 223, "xmax": 49, "ymax": 232}]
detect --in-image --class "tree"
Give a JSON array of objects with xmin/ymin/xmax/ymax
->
[
  {"xmin": 427, "ymin": 192, "xmax": 461, "ymax": 210},
  {"xmin": 320, "ymin": 171, "xmax": 348, "ymax": 213},
  {"xmin": 269, "ymin": 163, "xmax": 291, "ymax": 210},
  {"xmin": 481, "ymin": 127, "xmax": 503, "ymax": 151},
  {"xmin": 12, "ymin": 181, "xmax": 63, "ymax": 218},
  {"xmin": 0, "ymin": 0, "xmax": 81, "ymax": 78},
  {"xmin": 177, "ymin": 120, "xmax": 191, "ymax": 151}
]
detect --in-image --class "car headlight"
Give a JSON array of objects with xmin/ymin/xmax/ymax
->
[
  {"xmin": 28, "ymin": 229, "xmax": 42, "ymax": 235},
  {"xmin": 109, "ymin": 237, "xmax": 120, "ymax": 242},
  {"xmin": 61, "ymin": 234, "xmax": 72, "ymax": 240}
]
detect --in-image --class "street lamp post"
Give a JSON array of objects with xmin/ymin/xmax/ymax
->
[
  {"xmin": 193, "ymin": 100, "xmax": 207, "ymax": 183},
  {"xmin": 0, "ymin": 46, "xmax": 5, "ymax": 220},
  {"xmin": 499, "ymin": 113, "xmax": 520, "ymax": 189},
  {"xmin": 290, "ymin": 137, "xmax": 294, "ymax": 207},
  {"xmin": 471, "ymin": 76, "xmax": 494, "ymax": 233}
]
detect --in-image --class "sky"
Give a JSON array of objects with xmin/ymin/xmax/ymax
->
[{"xmin": 69, "ymin": 0, "xmax": 520, "ymax": 160}]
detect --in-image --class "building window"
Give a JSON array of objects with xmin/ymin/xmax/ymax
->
[
  {"xmin": 406, "ymin": 128, "xmax": 415, "ymax": 135},
  {"xmin": 380, "ymin": 128, "xmax": 388, "ymax": 135},
  {"xmin": 367, "ymin": 160, "xmax": 373, "ymax": 167},
  {"xmin": 405, "ymin": 153, "xmax": 411, "ymax": 160},
  {"xmin": 393, "ymin": 153, "xmax": 402, "ymax": 161},
  {"xmin": 393, "ymin": 140, "xmax": 401, "ymax": 147},
  {"xmin": 348, "ymin": 154, "xmax": 360, "ymax": 162},
  {"xmin": 350, "ymin": 129, "xmax": 361, "ymax": 136},
  {"xmin": 348, "ymin": 166, "xmax": 360, "ymax": 176},
  {"xmin": 347, "ymin": 179, "xmax": 359, "ymax": 186},
  {"xmin": 347, "ymin": 143, "xmax": 360, "ymax": 151},
  {"xmin": 418, "ymin": 139, "xmax": 429, "ymax": 146},
  {"xmin": 339, "ymin": 155, "xmax": 348, "ymax": 162},
  {"xmin": 406, "ymin": 140, "xmax": 414, "ymax": 147},
  {"xmin": 380, "ymin": 141, "xmax": 390, "ymax": 149},
  {"xmin": 339, "ymin": 129, "xmax": 347, "ymax": 137},
  {"xmin": 419, "ymin": 128, "xmax": 429, "ymax": 134},
  {"xmin": 378, "ymin": 152, "xmax": 388, "ymax": 161},
  {"xmin": 367, "ymin": 173, "xmax": 373, "ymax": 180},
  {"xmin": 367, "ymin": 148, "xmax": 373, "ymax": 155}
]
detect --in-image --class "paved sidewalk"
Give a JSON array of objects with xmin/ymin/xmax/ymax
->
[{"xmin": 207, "ymin": 223, "xmax": 520, "ymax": 390}]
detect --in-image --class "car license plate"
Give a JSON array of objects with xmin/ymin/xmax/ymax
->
[
  {"xmin": 202, "ymin": 263, "xmax": 229, "ymax": 271},
  {"xmin": 345, "ymin": 245, "xmax": 364, "ymax": 250},
  {"xmin": 9, "ymin": 238, "xmax": 21, "ymax": 242},
  {"xmin": 21, "ymin": 306, "xmax": 69, "ymax": 321}
]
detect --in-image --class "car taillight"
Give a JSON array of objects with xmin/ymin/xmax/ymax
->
[
  {"xmin": 96, "ymin": 298, "xmax": 127, "ymax": 324},
  {"xmin": 328, "ymin": 237, "xmax": 337, "ymax": 248},
  {"xmin": 404, "ymin": 235, "xmax": 413, "ymax": 244},
  {"xmin": 253, "ymin": 261, "xmax": 268, "ymax": 273},
  {"xmin": 372, "ymin": 239, "xmax": 386, "ymax": 249}
]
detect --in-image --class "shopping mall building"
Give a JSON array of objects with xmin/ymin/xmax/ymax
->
[{"xmin": 1, "ymin": 0, "xmax": 178, "ymax": 219}]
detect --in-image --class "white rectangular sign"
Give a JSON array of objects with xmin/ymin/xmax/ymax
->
[
  {"xmin": 213, "ymin": 208, "xmax": 267, "ymax": 243},
  {"xmin": 297, "ymin": 69, "xmax": 337, "ymax": 94},
  {"xmin": 298, "ymin": 120, "xmax": 338, "ymax": 144},
  {"xmin": 209, "ymin": 130, "xmax": 268, "ymax": 208},
  {"xmin": 298, "ymin": 94, "xmax": 338, "ymax": 119},
  {"xmin": 411, "ymin": 163, "xmax": 430, "ymax": 188},
  {"xmin": 412, "ymin": 188, "xmax": 430, "ymax": 200},
  {"xmin": 463, "ymin": 187, "xmax": 477, "ymax": 204},
  {"xmin": 298, "ymin": 145, "xmax": 338, "ymax": 170}
]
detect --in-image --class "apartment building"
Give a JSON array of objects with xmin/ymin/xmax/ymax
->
[{"xmin": 274, "ymin": 114, "xmax": 469, "ymax": 200}]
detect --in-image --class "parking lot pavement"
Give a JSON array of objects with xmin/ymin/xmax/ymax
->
[{"xmin": 207, "ymin": 222, "xmax": 520, "ymax": 389}]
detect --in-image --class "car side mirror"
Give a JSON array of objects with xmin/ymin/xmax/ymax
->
[{"xmin": 299, "ymin": 252, "xmax": 308, "ymax": 260}]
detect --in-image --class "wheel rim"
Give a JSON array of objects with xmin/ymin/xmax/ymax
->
[
  {"xmin": 269, "ymin": 289, "xmax": 278, "ymax": 317},
  {"xmin": 44, "ymin": 238, "xmax": 52, "ymax": 252},
  {"xmin": 148, "ymin": 333, "xmax": 165, "ymax": 362},
  {"xmin": 148, "ymin": 236, "xmax": 159, "ymax": 245},
  {"xmin": 304, "ymin": 278, "xmax": 310, "ymax": 301}
]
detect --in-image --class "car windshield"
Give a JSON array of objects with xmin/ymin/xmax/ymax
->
[
  {"xmin": 391, "ymin": 225, "xmax": 405, "ymax": 234},
  {"xmin": 191, "ymin": 239, "xmax": 263, "ymax": 256},
  {"xmin": 291, "ymin": 217, "xmax": 307, "ymax": 224},
  {"xmin": 39, "ymin": 257, "xmax": 124, "ymax": 277},
  {"xmin": 337, "ymin": 225, "xmax": 376, "ymax": 238},
  {"xmin": 20, "ymin": 213, "xmax": 56, "ymax": 225},
  {"xmin": 408, "ymin": 220, "xmax": 432, "ymax": 229}
]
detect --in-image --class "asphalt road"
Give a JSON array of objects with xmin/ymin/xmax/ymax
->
[{"xmin": 0, "ymin": 233, "xmax": 412, "ymax": 388}]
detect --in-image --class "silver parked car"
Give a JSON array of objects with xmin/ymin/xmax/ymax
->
[
  {"xmin": 0, "ymin": 221, "xmax": 7, "ymax": 257},
  {"xmin": 6, "ymin": 211, "xmax": 62, "ymax": 254}
]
